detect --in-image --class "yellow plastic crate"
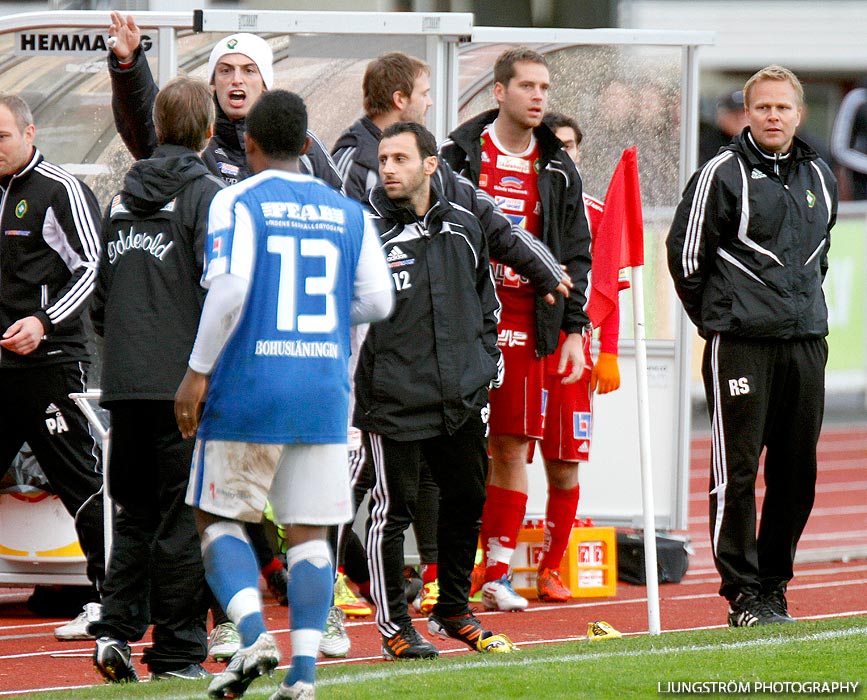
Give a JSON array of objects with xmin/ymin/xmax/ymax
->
[{"xmin": 511, "ymin": 524, "xmax": 617, "ymax": 599}]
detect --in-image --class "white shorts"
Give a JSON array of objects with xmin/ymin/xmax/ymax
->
[{"xmin": 186, "ymin": 440, "xmax": 352, "ymax": 525}]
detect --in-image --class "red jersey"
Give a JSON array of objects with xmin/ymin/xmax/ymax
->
[{"xmin": 479, "ymin": 123, "xmax": 542, "ymax": 317}]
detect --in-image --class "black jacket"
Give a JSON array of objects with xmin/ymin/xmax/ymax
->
[
  {"xmin": 91, "ymin": 144, "xmax": 223, "ymax": 403},
  {"xmin": 666, "ymin": 129, "xmax": 837, "ymax": 339},
  {"xmin": 354, "ymin": 184, "xmax": 502, "ymax": 440},
  {"xmin": 109, "ymin": 49, "xmax": 343, "ymax": 190},
  {"xmin": 0, "ymin": 149, "xmax": 102, "ymax": 368},
  {"xmin": 332, "ymin": 116, "xmax": 563, "ymax": 297},
  {"xmin": 332, "ymin": 116, "xmax": 383, "ymax": 203},
  {"xmin": 440, "ymin": 109, "xmax": 592, "ymax": 357}
]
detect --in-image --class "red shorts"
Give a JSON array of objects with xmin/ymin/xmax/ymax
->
[{"xmin": 489, "ymin": 323, "xmax": 593, "ymax": 462}]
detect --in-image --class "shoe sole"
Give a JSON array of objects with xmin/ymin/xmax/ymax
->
[
  {"xmin": 337, "ymin": 606, "xmax": 372, "ymax": 617},
  {"xmin": 481, "ymin": 584, "xmax": 528, "ymax": 612},
  {"xmin": 381, "ymin": 649, "xmax": 439, "ymax": 661},
  {"xmin": 537, "ymin": 592, "xmax": 570, "ymax": 603},
  {"xmin": 152, "ymin": 672, "xmax": 213, "ymax": 681},
  {"xmin": 94, "ymin": 661, "xmax": 138, "ymax": 684},
  {"xmin": 320, "ymin": 647, "xmax": 350, "ymax": 658},
  {"xmin": 482, "ymin": 598, "xmax": 527, "ymax": 612},
  {"xmin": 57, "ymin": 632, "xmax": 96, "ymax": 641},
  {"xmin": 427, "ymin": 618, "xmax": 480, "ymax": 650},
  {"xmin": 208, "ymin": 658, "xmax": 279, "ymax": 699},
  {"xmin": 381, "ymin": 642, "xmax": 439, "ymax": 661}
]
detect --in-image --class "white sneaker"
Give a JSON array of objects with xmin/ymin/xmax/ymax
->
[
  {"xmin": 270, "ymin": 680, "xmax": 315, "ymax": 700},
  {"xmin": 54, "ymin": 602, "xmax": 102, "ymax": 641},
  {"xmin": 209, "ymin": 621, "xmax": 241, "ymax": 662},
  {"xmin": 481, "ymin": 575, "xmax": 528, "ymax": 612},
  {"xmin": 318, "ymin": 605, "xmax": 350, "ymax": 658}
]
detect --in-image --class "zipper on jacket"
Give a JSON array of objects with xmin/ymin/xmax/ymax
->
[
  {"xmin": 0, "ymin": 178, "xmax": 9, "ymax": 365},
  {"xmin": 0, "ymin": 149, "xmax": 40, "ymax": 366}
]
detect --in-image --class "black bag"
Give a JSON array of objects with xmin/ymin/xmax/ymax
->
[{"xmin": 616, "ymin": 532, "xmax": 691, "ymax": 584}]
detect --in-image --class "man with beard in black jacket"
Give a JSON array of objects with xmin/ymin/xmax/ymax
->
[
  {"xmin": 355, "ymin": 122, "xmax": 516, "ymax": 660},
  {"xmin": 88, "ymin": 77, "xmax": 222, "ymax": 683},
  {"xmin": 331, "ymin": 52, "xmax": 573, "ymax": 620}
]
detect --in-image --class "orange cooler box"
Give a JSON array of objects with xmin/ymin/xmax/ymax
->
[{"xmin": 511, "ymin": 525, "xmax": 617, "ymax": 599}]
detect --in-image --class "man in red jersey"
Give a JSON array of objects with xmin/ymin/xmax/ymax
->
[{"xmin": 440, "ymin": 47, "xmax": 592, "ymax": 610}]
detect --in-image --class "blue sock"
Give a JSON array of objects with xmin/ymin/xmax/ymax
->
[
  {"xmin": 201, "ymin": 521, "xmax": 267, "ymax": 647},
  {"xmin": 283, "ymin": 540, "xmax": 333, "ymax": 686}
]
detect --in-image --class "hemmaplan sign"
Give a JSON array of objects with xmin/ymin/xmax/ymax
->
[{"xmin": 14, "ymin": 30, "xmax": 155, "ymax": 55}]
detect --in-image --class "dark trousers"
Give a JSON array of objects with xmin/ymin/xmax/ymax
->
[
  {"xmin": 339, "ymin": 444, "xmax": 440, "ymax": 585},
  {"xmin": 0, "ymin": 362, "xmax": 105, "ymax": 590},
  {"xmin": 366, "ymin": 414, "xmax": 487, "ymax": 637},
  {"xmin": 702, "ymin": 334, "xmax": 827, "ymax": 601},
  {"xmin": 90, "ymin": 401, "xmax": 207, "ymax": 672}
]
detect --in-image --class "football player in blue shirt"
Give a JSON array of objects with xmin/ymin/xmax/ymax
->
[{"xmin": 175, "ymin": 90, "xmax": 393, "ymax": 700}]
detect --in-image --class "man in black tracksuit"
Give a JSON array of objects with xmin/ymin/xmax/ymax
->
[
  {"xmin": 0, "ymin": 95, "xmax": 105, "ymax": 627},
  {"xmin": 354, "ymin": 122, "xmax": 515, "ymax": 659},
  {"xmin": 666, "ymin": 65, "xmax": 837, "ymax": 627},
  {"xmin": 87, "ymin": 78, "xmax": 222, "ymax": 682}
]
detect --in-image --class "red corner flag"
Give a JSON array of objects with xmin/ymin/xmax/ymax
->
[{"xmin": 586, "ymin": 147, "xmax": 644, "ymax": 328}]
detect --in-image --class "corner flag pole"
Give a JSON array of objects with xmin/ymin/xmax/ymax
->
[{"xmin": 630, "ymin": 267, "xmax": 661, "ymax": 635}]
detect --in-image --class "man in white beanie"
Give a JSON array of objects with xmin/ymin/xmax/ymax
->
[{"xmin": 107, "ymin": 12, "xmax": 342, "ymax": 190}]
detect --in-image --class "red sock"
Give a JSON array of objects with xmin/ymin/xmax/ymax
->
[
  {"xmin": 260, "ymin": 556, "xmax": 284, "ymax": 578},
  {"xmin": 539, "ymin": 484, "xmax": 580, "ymax": 571},
  {"xmin": 357, "ymin": 579, "xmax": 371, "ymax": 601},
  {"xmin": 420, "ymin": 563, "xmax": 438, "ymax": 584},
  {"xmin": 480, "ymin": 484, "xmax": 528, "ymax": 582}
]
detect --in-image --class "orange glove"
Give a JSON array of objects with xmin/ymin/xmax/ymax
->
[{"xmin": 590, "ymin": 352, "xmax": 620, "ymax": 394}]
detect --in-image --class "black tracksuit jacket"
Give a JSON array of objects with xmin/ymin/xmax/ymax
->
[
  {"xmin": 332, "ymin": 115, "xmax": 563, "ymax": 297},
  {"xmin": 440, "ymin": 109, "xmax": 592, "ymax": 357},
  {"xmin": 108, "ymin": 49, "xmax": 343, "ymax": 190},
  {"xmin": 0, "ymin": 148, "xmax": 102, "ymax": 367},
  {"xmin": 353, "ymin": 184, "xmax": 502, "ymax": 441},
  {"xmin": 667, "ymin": 129, "xmax": 837, "ymax": 340},
  {"xmin": 91, "ymin": 144, "xmax": 224, "ymax": 403}
]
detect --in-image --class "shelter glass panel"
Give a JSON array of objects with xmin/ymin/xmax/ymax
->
[{"xmin": 459, "ymin": 42, "xmax": 684, "ymax": 341}]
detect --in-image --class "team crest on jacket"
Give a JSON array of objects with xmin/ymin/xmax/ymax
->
[
  {"xmin": 14, "ymin": 200, "xmax": 27, "ymax": 218},
  {"xmin": 805, "ymin": 189, "xmax": 816, "ymax": 208}
]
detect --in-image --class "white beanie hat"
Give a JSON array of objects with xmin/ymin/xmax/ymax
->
[{"xmin": 207, "ymin": 33, "xmax": 274, "ymax": 90}]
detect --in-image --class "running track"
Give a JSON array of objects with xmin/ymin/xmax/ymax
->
[{"xmin": 0, "ymin": 424, "xmax": 864, "ymax": 696}]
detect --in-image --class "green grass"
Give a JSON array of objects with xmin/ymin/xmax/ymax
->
[{"xmin": 14, "ymin": 616, "xmax": 867, "ymax": 700}]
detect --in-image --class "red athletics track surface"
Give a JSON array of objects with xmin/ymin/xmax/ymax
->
[{"xmin": 1, "ymin": 423, "xmax": 865, "ymax": 696}]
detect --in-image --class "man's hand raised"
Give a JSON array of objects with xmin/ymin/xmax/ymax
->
[{"xmin": 108, "ymin": 11, "xmax": 141, "ymax": 64}]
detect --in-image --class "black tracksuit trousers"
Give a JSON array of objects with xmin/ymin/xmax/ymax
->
[
  {"xmin": 89, "ymin": 401, "xmax": 207, "ymax": 672},
  {"xmin": 0, "ymin": 362, "xmax": 105, "ymax": 590},
  {"xmin": 339, "ymin": 444, "xmax": 440, "ymax": 586},
  {"xmin": 365, "ymin": 414, "xmax": 487, "ymax": 638},
  {"xmin": 702, "ymin": 334, "xmax": 827, "ymax": 601}
]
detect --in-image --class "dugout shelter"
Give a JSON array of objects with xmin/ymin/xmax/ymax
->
[{"xmin": 0, "ymin": 9, "xmax": 711, "ymax": 587}]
